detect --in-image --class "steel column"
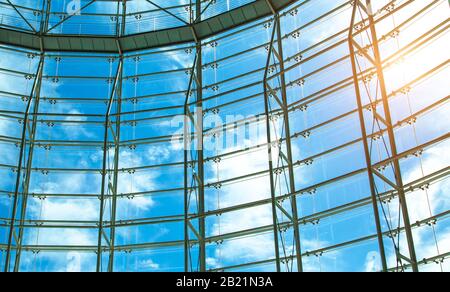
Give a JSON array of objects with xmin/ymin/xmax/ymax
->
[
  {"xmin": 263, "ymin": 13, "xmax": 304, "ymax": 272},
  {"xmin": 5, "ymin": 0, "xmax": 50, "ymax": 272},
  {"xmin": 96, "ymin": 58, "xmax": 123, "ymax": 272},
  {"xmin": 106, "ymin": 0, "xmax": 127, "ymax": 273},
  {"xmin": 4, "ymin": 56, "xmax": 45, "ymax": 272},
  {"xmin": 12, "ymin": 54, "xmax": 45, "ymax": 272},
  {"xmin": 263, "ymin": 45, "xmax": 282, "ymax": 272},
  {"xmin": 184, "ymin": 0, "xmax": 206, "ymax": 272},
  {"xmin": 39, "ymin": 0, "xmax": 51, "ymax": 34},
  {"xmin": 348, "ymin": 30, "xmax": 388, "ymax": 273},
  {"xmin": 196, "ymin": 0, "xmax": 206, "ymax": 271},
  {"xmin": 274, "ymin": 15, "xmax": 303, "ymax": 273},
  {"xmin": 348, "ymin": 0, "xmax": 418, "ymax": 272}
]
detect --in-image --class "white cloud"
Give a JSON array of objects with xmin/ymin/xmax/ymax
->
[
  {"xmin": 62, "ymin": 109, "xmax": 96, "ymax": 140},
  {"xmin": 138, "ymin": 258, "xmax": 160, "ymax": 271},
  {"xmin": 117, "ymin": 149, "xmax": 156, "ymax": 211},
  {"xmin": 419, "ymin": 228, "xmax": 450, "ymax": 272},
  {"xmin": 218, "ymin": 234, "xmax": 276, "ymax": 263},
  {"xmin": 147, "ymin": 146, "xmax": 170, "ymax": 163},
  {"xmin": 204, "ymin": 141, "xmax": 276, "ymax": 267},
  {"xmin": 21, "ymin": 148, "xmax": 159, "ymax": 271},
  {"xmin": 24, "ymin": 230, "xmax": 96, "ymax": 272},
  {"xmin": 89, "ymin": 148, "xmax": 158, "ymax": 211},
  {"xmin": 36, "ymin": 198, "xmax": 98, "ymax": 221},
  {"xmin": 205, "ymin": 137, "xmax": 320, "ymax": 269}
]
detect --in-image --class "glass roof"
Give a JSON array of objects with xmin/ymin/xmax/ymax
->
[{"xmin": 0, "ymin": 0, "xmax": 258, "ymax": 35}]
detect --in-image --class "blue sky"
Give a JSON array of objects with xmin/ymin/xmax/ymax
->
[{"xmin": 0, "ymin": 0, "xmax": 449, "ymax": 272}]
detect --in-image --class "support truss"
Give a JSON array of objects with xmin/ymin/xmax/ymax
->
[
  {"xmin": 348, "ymin": 0, "xmax": 418, "ymax": 272},
  {"xmin": 184, "ymin": 0, "xmax": 205, "ymax": 272},
  {"xmin": 263, "ymin": 14, "xmax": 303, "ymax": 272},
  {"xmin": 105, "ymin": 0, "xmax": 127, "ymax": 273},
  {"xmin": 96, "ymin": 55, "xmax": 124, "ymax": 273}
]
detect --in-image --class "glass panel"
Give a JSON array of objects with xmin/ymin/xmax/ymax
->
[{"xmin": 0, "ymin": 0, "xmax": 448, "ymax": 272}]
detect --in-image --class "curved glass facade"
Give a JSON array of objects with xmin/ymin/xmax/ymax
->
[{"xmin": 0, "ymin": 0, "xmax": 449, "ymax": 272}]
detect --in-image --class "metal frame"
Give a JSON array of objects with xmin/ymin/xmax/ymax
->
[
  {"xmin": 263, "ymin": 11, "xmax": 303, "ymax": 272},
  {"xmin": 2, "ymin": 1, "xmax": 51, "ymax": 272},
  {"xmin": 96, "ymin": 1, "xmax": 127, "ymax": 272},
  {"xmin": 184, "ymin": 0, "xmax": 206, "ymax": 273},
  {"xmin": 0, "ymin": 0, "xmax": 448, "ymax": 272},
  {"xmin": 105, "ymin": 0, "xmax": 127, "ymax": 273},
  {"xmin": 96, "ymin": 57, "xmax": 123, "ymax": 272},
  {"xmin": 3, "ymin": 55, "xmax": 45, "ymax": 272},
  {"xmin": 348, "ymin": 0, "xmax": 418, "ymax": 272}
]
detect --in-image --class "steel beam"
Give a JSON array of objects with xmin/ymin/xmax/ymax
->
[
  {"xmin": 263, "ymin": 12, "xmax": 304, "ymax": 272},
  {"xmin": 0, "ymin": 164, "xmax": 448, "ymax": 232}
]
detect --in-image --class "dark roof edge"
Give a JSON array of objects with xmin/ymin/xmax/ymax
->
[{"xmin": 0, "ymin": 0, "xmax": 297, "ymax": 53}]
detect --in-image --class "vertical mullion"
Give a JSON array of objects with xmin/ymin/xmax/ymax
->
[
  {"xmin": 195, "ymin": 0, "xmax": 206, "ymax": 273},
  {"xmin": 106, "ymin": 64, "xmax": 122, "ymax": 272},
  {"xmin": 184, "ymin": 53, "xmax": 198, "ymax": 272},
  {"xmin": 348, "ymin": 3, "xmax": 388, "ymax": 271},
  {"xmin": 107, "ymin": 0, "xmax": 127, "ymax": 273},
  {"xmin": 263, "ymin": 19, "xmax": 282, "ymax": 273},
  {"xmin": 13, "ymin": 55, "xmax": 45, "ymax": 272},
  {"xmin": 274, "ymin": 15, "xmax": 303, "ymax": 272},
  {"xmin": 184, "ymin": 0, "xmax": 206, "ymax": 272},
  {"xmin": 40, "ymin": 0, "xmax": 51, "ymax": 34},
  {"xmin": 349, "ymin": 0, "xmax": 419, "ymax": 272},
  {"xmin": 364, "ymin": 0, "xmax": 418, "ymax": 271},
  {"xmin": 4, "ymin": 56, "xmax": 44, "ymax": 272},
  {"xmin": 96, "ymin": 59, "xmax": 123, "ymax": 272}
]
